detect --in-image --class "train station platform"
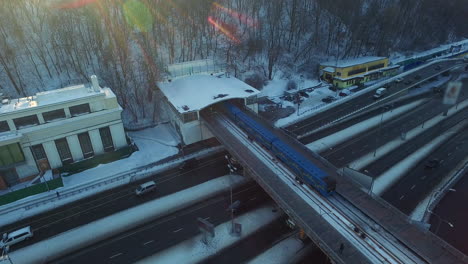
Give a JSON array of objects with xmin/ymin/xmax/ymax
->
[{"xmin": 201, "ymin": 105, "xmax": 467, "ymax": 264}]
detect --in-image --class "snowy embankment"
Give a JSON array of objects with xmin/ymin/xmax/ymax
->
[
  {"xmin": 8, "ymin": 175, "xmax": 247, "ymax": 264},
  {"xmin": 247, "ymin": 237, "xmax": 304, "ymax": 264},
  {"xmin": 135, "ymin": 205, "xmax": 281, "ymax": 264},
  {"xmin": 306, "ymin": 100, "xmax": 424, "ymax": 152},
  {"xmin": 371, "ymin": 119, "xmax": 468, "ymax": 196},
  {"xmin": 349, "ymin": 98, "xmax": 468, "ymax": 171}
]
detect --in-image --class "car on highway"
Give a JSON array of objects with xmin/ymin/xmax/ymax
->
[
  {"xmin": 1, "ymin": 226, "xmax": 33, "ymax": 248},
  {"xmin": 414, "ymin": 74, "xmax": 421, "ymax": 80},
  {"xmin": 434, "ymin": 65, "xmax": 441, "ymax": 70},
  {"xmin": 404, "ymin": 79, "xmax": 412, "ymax": 85},
  {"xmin": 373, "ymin": 87, "xmax": 387, "ymax": 99},
  {"xmin": 135, "ymin": 181, "xmax": 157, "ymax": 196},
  {"xmin": 395, "ymin": 77, "xmax": 404, "ymax": 83},
  {"xmin": 425, "ymin": 159, "xmax": 440, "ymax": 169},
  {"xmin": 321, "ymin": 96, "xmax": 337, "ymax": 103}
]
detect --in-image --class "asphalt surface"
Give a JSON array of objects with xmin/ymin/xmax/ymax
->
[
  {"xmin": 299, "ymin": 93, "xmax": 430, "ymax": 144},
  {"xmin": 363, "ymin": 108, "xmax": 468, "ymax": 176},
  {"xmin": 52, "ymin": 184, "xmax": 271, "ymax": 264},
  {"xmin": 382, "ymin": 126, "xmax": 468, "ymax": 215},
  {"xmin": 2, "ymin": 153, "xmax": 230, "ymax": 251},
  {"xmin": 285, "ymin": 60, "xmax": 460, "ymax": 136},
  {"xmin": 431, "ymin": 171, "xmax": 468, "ymax": 255},
  {"xmin": 202, "ymin": 219, "xmax": 291, "ymax": 264}
]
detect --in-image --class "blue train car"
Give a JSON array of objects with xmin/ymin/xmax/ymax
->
[{"xmin": 222, "ymin": 102, "xmax": 336, "ymax": 196}]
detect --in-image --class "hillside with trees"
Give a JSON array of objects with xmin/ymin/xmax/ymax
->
[{"xmin": 0, "ymin": 0, "xmax": 466, "ymax": 125}]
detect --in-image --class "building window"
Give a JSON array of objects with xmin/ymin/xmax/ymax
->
[
  {"xmin": 78, "ymin": 132, "xmax": 94, "ymax": 158},
  {"xmin": 55, "ymin": 138, "xmax": 73, "ymax": 165},
  {"xmin": 336, "ymin": 72, "xmax": 341, "ymax": 76},
  {"xmin": 69, "ymin": 103, "xmax": 91, "ymax": 117},
  {"xmin": 13, "ymin": 115, "xmax": 39, "ymax": 129},
  {"xmin": 182, "ymin": 112, "xmax": 198, "ymax": 123},
  {"xmin": 348, "ymin": 68, "xmax": 366, "ymax": 76},
  {"xmin": 0, "ymin": 143, "xmax": 25, "ymax": 167},
  {"xmin": 31, "ymin": 144, "xmax": 47, "ymax": 161},
  {"xmin": 43, "ymin": 109, "xmax": 66, "ymax": 122},
  {"xmin": 0, "ymin": 121, "xmax": 9, "ymax": 132},
  {"xmin": 246, "ymin": 95, "xmax": 257, "ymax": 105},
  {"xmin": 368, "ymin": 63, "xmax": 385, "ymax": 71},
  {"xmin": 99, "ymin": 127, "xmax": 114, "ymax": 152}
]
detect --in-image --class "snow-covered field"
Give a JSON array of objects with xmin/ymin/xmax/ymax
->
[
  {"xmin": 8, "ymin": 175, "xmax": 247, "ymax": 264},
  {"xmin": 247, "ymin": 237, "xmax": 304, "ymax": 264},
  {"xmin": 136, "ymin": 205, "xmax": 281, "ymax": 264},
  {"xmin": 63, "ymin": 124, "xmax": 180, "ymax": 187}
]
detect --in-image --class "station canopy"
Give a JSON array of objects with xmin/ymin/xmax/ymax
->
[{"xmin": 158, "ymin": 73, "xmax": 260, "ymax": 114}]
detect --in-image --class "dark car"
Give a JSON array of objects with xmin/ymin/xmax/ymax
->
[
  {"xmin": 425, "ymin": 159, "xmax": 440, "ymax": 169},
  {"xmin": 321, "ymin": 96, "xmax": 336, "ymax": 103},
  {"xmin": 298, "ymin": 91, "xmax": 309, "ymax": 98},
  {"xmin": 179, "ymin": 158, "xmax": 198, "ymax": 170},
  {"xmin": 434, "ymin": 65, "xmax": 441, "ymax": 70},
  {"xmin": 414, "ymin": 75, "xmax": 421, "ymax": 80},
  {"xmin": 404, "ymin": 80, "xmax": 412, "ymax": 85}
]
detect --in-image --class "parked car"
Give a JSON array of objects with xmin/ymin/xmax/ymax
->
[
  {"xmin": 135, "ymin": 181, "xmax": 157, "ymax": 196},
  {"xmin": 339, "ymin": 89, "xmax": 351, "ymax": 97},
  {"xmin": 425, "ymin": 159, "xmax": 440, "ymax": 169},
  {"xmin": 321, "ymin": 96, "xmax": 336, "ymax": 103},
  {"xmin": 298, "ymin": 91, "xmax": 309, "ymax": 98},
  {"xmin": 1, "ymin": 226, "xmax": 33, "ymax": 248}
]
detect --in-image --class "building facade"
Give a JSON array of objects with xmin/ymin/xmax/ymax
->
[
  {"xmin": 320, "ymin": 57, "xmax": 400, "ymax": 89},
  {"xmin": 0, "ymin": 76, "xmax": 128, "ymax": 189},
  {"xmin": 157, "ymin": 60, "xmax": 260, "ymax": 146}
]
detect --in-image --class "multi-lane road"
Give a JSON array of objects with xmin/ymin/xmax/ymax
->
[
  {"xmin": 52, "ymin": 184, "xmax": 272, "ymax": 264},
  {"xmin": 1, "ymin": 153, "xmax": 230, "ymax": 250}
]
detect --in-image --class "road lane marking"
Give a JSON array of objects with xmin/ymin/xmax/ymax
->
[
  {"xmin": 249, "ymin": 197, "xmax": 257, "ymax": 201},
  {"xmin": 204, "ymin": 217, "xmax": 211, "ymax": 220},
  {"xmin": 143, "ymin": 240, "xmax": 154, "ymax": 246},
  {"xmin": 110, "ymin": 253, "xmax": 123, "ymax": 259},
  {"xmin": 399, "ymin": 195, "xmax": 405, "ymax": 200},
  {"xmin": 173, "ymin": 228, "xmax": 183, "ymax": 233},
  {"xmin": 411, "ymin": 185, "xmax": 416, "ymax": 190}
]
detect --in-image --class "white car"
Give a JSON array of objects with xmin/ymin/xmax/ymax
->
[
  {"xmin": 135, "ymin": 181, "xmax": 156, "ymax": 196},
  {"xmin": 1, "ymin": 226, "xmax": 33, "ymax": 248}
]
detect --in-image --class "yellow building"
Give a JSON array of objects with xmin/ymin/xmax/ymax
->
[{"xmin": 320, "ymin": 56, "xmax": 400, "ymax": 89}]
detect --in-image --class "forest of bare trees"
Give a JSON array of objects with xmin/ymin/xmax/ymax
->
[{"xmin": 0, "ymin": 0, "xmax": 466, "ymax": 125}]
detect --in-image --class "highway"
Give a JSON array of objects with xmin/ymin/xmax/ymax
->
[
  {"xmin": 285, "ymin": 60, "xmax": 460, "ymax": 136},
  {"xmin": 382, "ymin": 126, "xmax": 468, "ymax": 215},
  {"xmin": 431, "ymin": 171, "xmax": 468, "ymax": 255},
  {"xmin": 1, "ymin": 153, "xmax": 229, "ymax": 250},
  {"xmin": 51, "ymin": 184, "xmax": 271, "ymax": 264},
  {"xmin": 319, "ymin": 97, "xmax": 451, "ymax": 168},
  {"xmin": 362, "ymin": 108, "xmax": 468, "ymax": 176}
]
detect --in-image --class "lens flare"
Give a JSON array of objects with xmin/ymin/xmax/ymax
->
[
  {"xmin": 208, "ymin": 16, "xmax": 240, "ymax": 44},
  {"xmin": 54, "ymin": 0, "xmax": 98, "ymax": 9},
  {"xmin": 213, "ymin": 2, "xmax": 258, "ymax": 28}
]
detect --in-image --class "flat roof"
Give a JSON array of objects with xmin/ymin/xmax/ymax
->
[
  {"xmin": 321, "ymin": 56, "xmax": 386, "ymax": 68},
  {"xmin": 0, "ymin": 85, "xmax": 109, "ymax": 115},
  {"xmin": 157, "ymin": 73, "xmax": 260, "ymax": 114},
  {"xmin": 322, "ymin": 67, "xmax": 335, "ymax": 73}
]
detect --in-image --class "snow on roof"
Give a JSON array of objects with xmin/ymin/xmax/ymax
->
[
  {"xmin": 322, "ymin": 67, "xmax": 335, "ymax": 72},
  {"xmin": 158, "ymin": 74, "xmax": 260, "ymax": 113},
  {"xmin": 0, "ymin": 131, "xmax": 22, "ymax": 145},
  {"xmin": 321, "ymin": 56, "xmax": 386, "ymax": 68},
  {"xmin": 0, "ymin": 85, "xmax": 107, "ymax": 115}
]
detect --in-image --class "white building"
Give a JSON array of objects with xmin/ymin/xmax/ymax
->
[
  {"xmin": 0, "ymin": 76, "xmax": 128, "ymax": 189},
  {"xmin": 157, "ymin": 60, "xmax": 260, "ymax": 146}
]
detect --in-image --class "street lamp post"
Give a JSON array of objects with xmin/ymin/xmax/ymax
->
[
  {"xmin": 423, "ymin": 188, "xmax": 456, "ymax": 220},
  {"xmin": 427, "ymin": 210, "xmax": 454, "ymax": 235}
]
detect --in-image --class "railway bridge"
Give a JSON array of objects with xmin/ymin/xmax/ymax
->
[{"xmin": 201, "ymin": 107, "xmax": 467, "ymax": 264}]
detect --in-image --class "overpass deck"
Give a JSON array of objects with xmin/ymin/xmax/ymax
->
[
  {"xmin": 201, "ymin": 111, "xmax": 371, "ymax": 264},
  {"xmin": 201, "ymin": 107, "xmax": 467, "ymax": 264}
]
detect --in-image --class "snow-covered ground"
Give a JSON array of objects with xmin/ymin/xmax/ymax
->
[
  {"xmin": 306, "ymin": 100, "xmax": 424, "ymax": 152},
  {"xmin": 247, "ymin": 237, "xmax": 304, "ymax": 264},
  {"xmin": 7, "ymin": 175, "xmax": 247, "ymax": 264},
  {"xmin": 63, "ymin": 124, "xmax": 179, "ymax": 186},
  {"xmin": 135, "ymin": 205, "xmax": 281, "ymax": 264}
]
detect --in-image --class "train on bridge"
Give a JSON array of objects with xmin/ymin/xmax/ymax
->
[{"xmin": 222, "ymin": 102, "xmax": 336, "ymax": 196}]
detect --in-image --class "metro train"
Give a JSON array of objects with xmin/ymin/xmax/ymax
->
[{"xmin": 222, "ymin": 102, "xmax": 336, "ymax": 196}]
